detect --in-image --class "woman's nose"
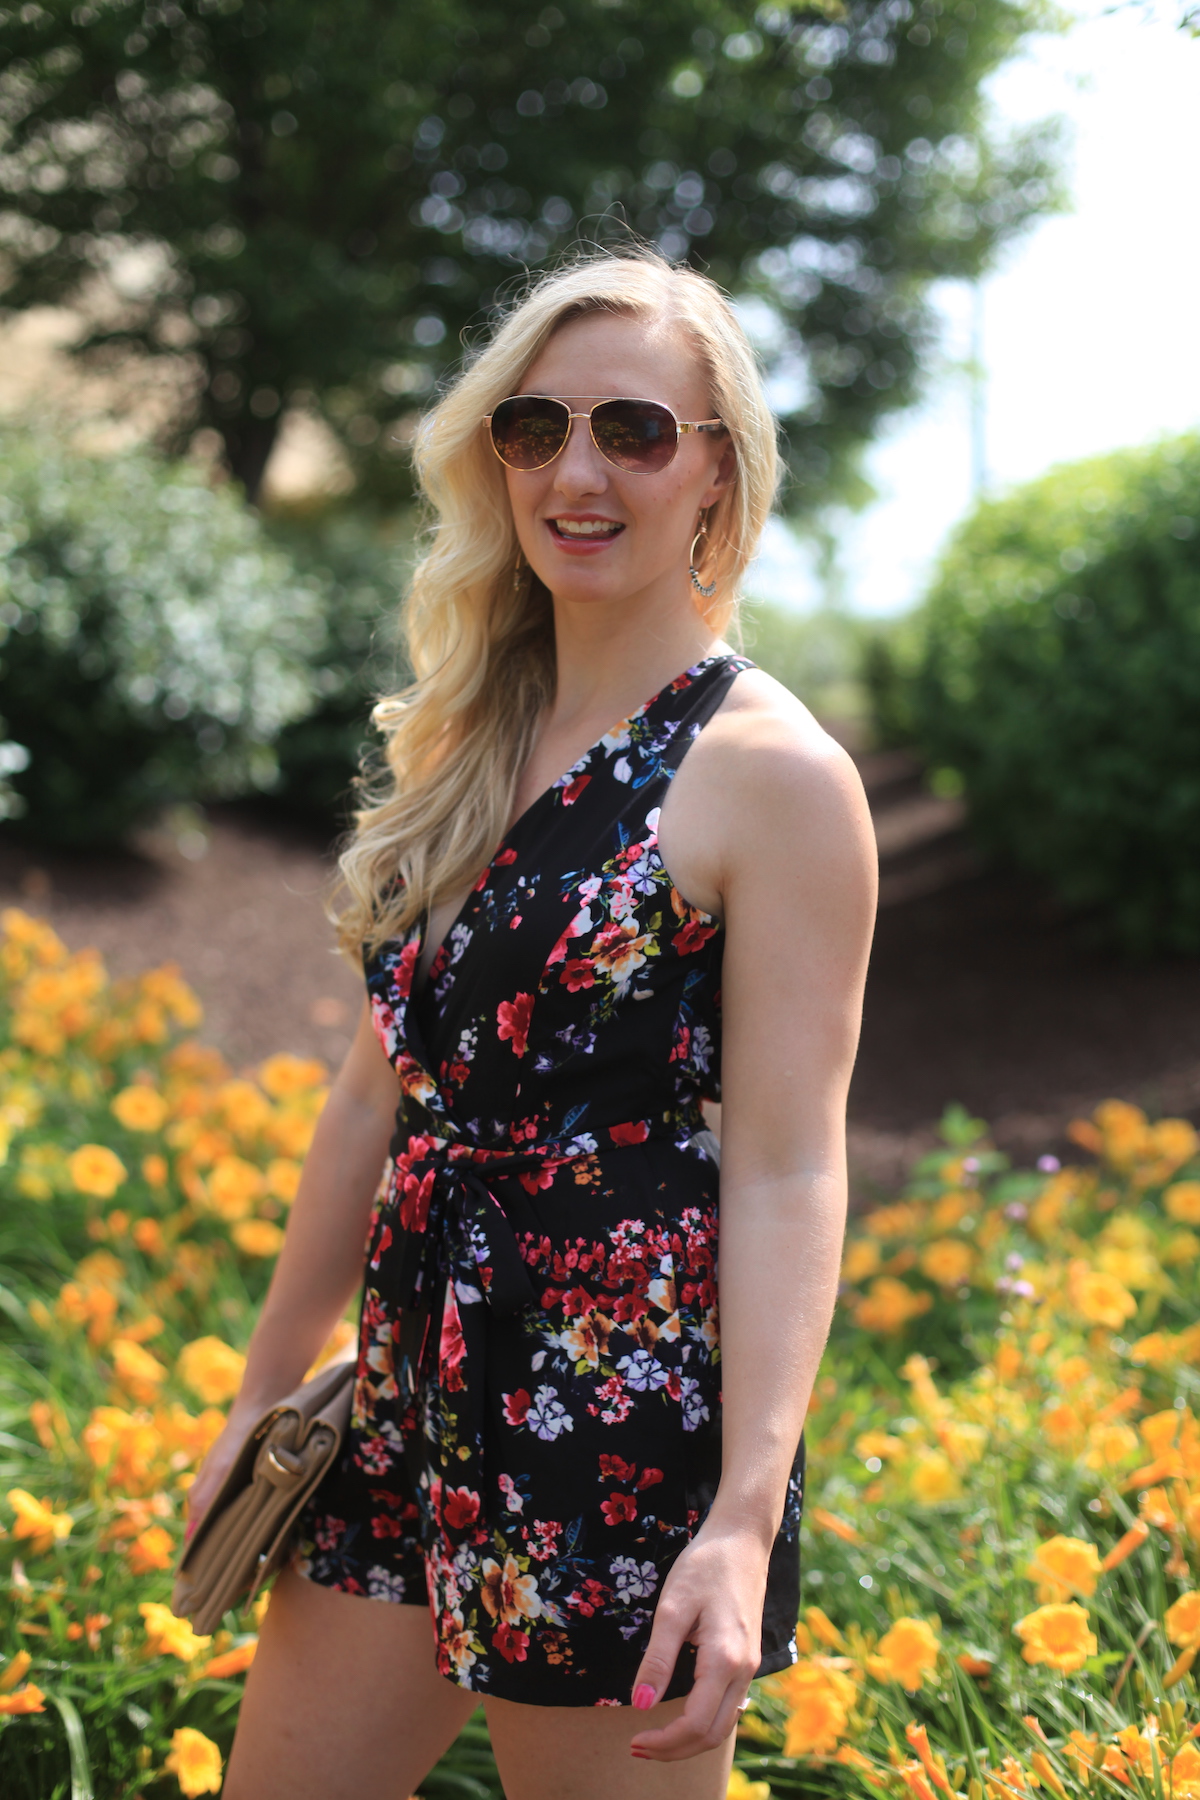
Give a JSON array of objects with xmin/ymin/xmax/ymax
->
[{"xmin": 552, "ymin": 416, "xmax": 610, "ymax": 495}]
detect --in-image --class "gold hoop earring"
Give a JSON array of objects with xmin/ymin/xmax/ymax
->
[
  {"xmin": 512, "ymin": 550, "xmax": 527, "ymax": 598},
  {"xmin": 689, "ymin": 522, "xmax": 716, "ymax": 599}
]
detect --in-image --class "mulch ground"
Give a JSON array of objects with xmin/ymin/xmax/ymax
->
[{"xmin": 5, "ymin": 804, "xmax": 1200, "ymax": 1204}]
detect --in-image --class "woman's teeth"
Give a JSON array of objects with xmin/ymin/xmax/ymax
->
[{"xmin": 552, "ymin": 519, "xmax": 622, "ymax": 538}]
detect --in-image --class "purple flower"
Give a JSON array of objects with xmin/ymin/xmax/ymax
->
[{"xmin": 1037, "ymin": 1155, "xmax": 1061, "ymax": 1173}]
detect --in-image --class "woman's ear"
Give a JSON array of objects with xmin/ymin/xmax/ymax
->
[{"xmin": 699, "ymin": 438, "xmax": 737, "ymax": 509}]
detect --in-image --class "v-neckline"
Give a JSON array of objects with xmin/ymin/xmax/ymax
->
[{"xmin": 412, "ymin": 649, "xmax": 737, "ymax": 995}]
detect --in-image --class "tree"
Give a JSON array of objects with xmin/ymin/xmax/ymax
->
[{"xmin": 0, "ymin": 0, "xmax": 1059, "ymax": 504}]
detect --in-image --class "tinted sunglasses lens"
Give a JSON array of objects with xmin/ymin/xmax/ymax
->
[
  {"xmin": 591, "ymin": 399, "xmax": 678, "ymax": 472},
  {"xmin": 490, "ymin": 397, "xmax": 569, "ymax": 470}
]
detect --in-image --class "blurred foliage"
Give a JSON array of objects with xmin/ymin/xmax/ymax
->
[
  {"xmin": 0, "ymin": 427, "xmax": 331, "ymax": 847},
  {"xmin": 0, "ymin": 0, "xmax": 1062, "ymax": 503},
  {"xmin": 742, "ymin": 595, "xmax": 876, "ymax": 724},
  {"xmin": 891, "ymin": 433, "xmax": 1200, "ymax": 954},
  {"xmin": 263, "ymin": 507, "xmax": 413, "ymax": 824}
]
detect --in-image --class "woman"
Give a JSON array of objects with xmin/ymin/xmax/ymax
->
[{"xmin": 189, "ymin": 251, "xmax": 876, "ymax": 1799}]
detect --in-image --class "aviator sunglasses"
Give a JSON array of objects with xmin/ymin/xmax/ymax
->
[{"xmin": 484, "ymin": 394, "xmax": 725, "ymax": 475}]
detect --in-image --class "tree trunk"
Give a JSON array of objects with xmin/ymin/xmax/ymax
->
[{"xmin": 220, "ymin": 412, "xmax": 281, "ymax": 507}]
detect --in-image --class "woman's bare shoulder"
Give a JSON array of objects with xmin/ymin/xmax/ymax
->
[
  {"xmin": 660, "ymin": 663, "xmax": 874, "ymax": 916},
  {"xmin": 699, "ymin": 663, "xmax": 863, "ymax": 807}
]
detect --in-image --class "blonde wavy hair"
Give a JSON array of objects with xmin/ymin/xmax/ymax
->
[{"xmin": 336, "ymin": 248, "xmax": 780, "ymax": 957}]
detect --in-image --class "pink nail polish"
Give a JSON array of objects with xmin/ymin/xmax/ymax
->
[
  {"xmin": 631, "ymin": 1748, "xmax": 651, "ymax": 1759},
  {"xmin": 633, "ymin": 1683, "xmax": 656, "ymax": 1711}
]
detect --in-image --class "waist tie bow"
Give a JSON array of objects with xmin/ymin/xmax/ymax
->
[{"xmin": 381, "ymin": 1133, "xmax": 550, "ymax": 1553}]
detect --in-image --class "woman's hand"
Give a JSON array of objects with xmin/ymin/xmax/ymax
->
[
  {"xmin": 183, "ymin": 1396, "xmax": 267, "ymax": 1542},
  {"xmin": 628, "ymin": 1516, "xmax": 771, "ymax": 1761}
]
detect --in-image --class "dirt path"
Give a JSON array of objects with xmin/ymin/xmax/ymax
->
[{"xmin": 4, "ymin": 804, "xmax": 1199, "ymax": 1203}]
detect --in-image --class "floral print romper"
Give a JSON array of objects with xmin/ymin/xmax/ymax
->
[{"xmin": 297, "ymin": 651, "xmax": 804, "ymax": 1706}]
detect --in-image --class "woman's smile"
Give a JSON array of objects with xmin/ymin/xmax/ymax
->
[{"xmin": 546, "ymin": 511, "xmax": 626, "ymax": 551}]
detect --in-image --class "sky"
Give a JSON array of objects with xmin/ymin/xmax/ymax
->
[{"xmin": 748, "ymin": 0, "xmax": 1200, "ymax": 615}]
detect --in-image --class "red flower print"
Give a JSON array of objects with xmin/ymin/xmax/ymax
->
[
  {"xmin": 601, "ymin": 1493, "xmax": 638, "ymax": 1526},
  {"xmin": 568, "ymin": 1577, "xmax": 610, "ymax": 1616},
  {"xmin": 560, "ymin": 958, "xmax": 595, "ymax": 993},
  {"xmin": 503, "ymin": 1388, "xmax": 532, "ymax": 1426},
  {"xmin": 518, "ymin": 1162, "xmax": 558, "ymax": 1195},
  {"xmin": 497, "ymin": 992, "xmax": 534, "ymax": 1057},
  {"xmin": 370, "ymin": 1514, "xmax": 407, "ymax": 1538},
  {"xmin": 439, "ymin": 1286, "xmax": 467, "ymax": 1394},
  {"xmin": 395, "ymin": 938, "xmax": 419, "ymax": 995},
  {"xmin": 599, "ymin": 1454, "xmax": 636, "ymax": 1483},
  {"xmin": 368, "ymin": 1223, "xmax": 392, "ymax": 1271},
  {"xmin": 495, "ymin": 846, "xmax": 519, "ymax": 865},
  {"xmin": 609, "ymin": 1119, "xmax": 649, "ymax": 1147},
  {"xmin": 494, "ymin": 1622, "xmax": 530, "ymax": 1663},
  {"xmin": 561, "ymin": 773, "xmax": 591, "ymax": 806},
  {"xmin": 637, "ymin": 1467, "xmax": 664, "ymax": 1490},
  {"xmin": 399, "ymin": 1168, "xmax": 435, "ymax": 1233},
  {"xmin": 442, "ymin": 1486, "xmax": 481, "ymax": 1532},
  {"xmin": 675, "ymin": 916, "xmax": 717, "ymax": 955}
]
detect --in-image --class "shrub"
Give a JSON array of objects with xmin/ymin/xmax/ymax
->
[
  {"xmin": 907, "ymin": 434, "xmax": 1200, "ymax": 952},
  {"xmin": 264, "ymin": 507, "xmax": 411, "ymax": 823},
  {"xmin": 0, "ymin": 430, "xmax": 331, "ymax": 846}
]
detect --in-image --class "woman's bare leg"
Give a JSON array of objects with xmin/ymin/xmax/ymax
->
[
  {"xmin": 222, "ymin": 1566, "xmax": 478, "ymax": 1800},
  {"xmin": 485, "ymin": 1694, "xmax": 736, "ymax": 1800}
]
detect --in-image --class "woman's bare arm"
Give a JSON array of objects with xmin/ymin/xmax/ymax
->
[
  {"xmin": 186, "ymin": 997, "xmax": 398, "ymax": 1524},
  {"xmin": 632, "ymin": 683, "xmax": 877, "ymax": 1758}
]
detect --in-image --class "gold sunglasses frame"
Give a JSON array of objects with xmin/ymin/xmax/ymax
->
[{"xmin": 482, "ymin": 395, "xmax": 725, "ymax": 473}]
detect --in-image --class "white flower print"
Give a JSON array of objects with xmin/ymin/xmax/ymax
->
[
  {"xmin": 617, "ymin": 1350, "xmax": 669, "ymax": 1392},
  {"xmin": 611, "ymin": 1556, "xmax": 659, "ymax": 1600},
  {"xmin": 625, "ymin": 852, "xmax": 661, "ymax": 895},
  {"xmin": 601, "ymin": 723, "xmax": 632, "ymax": 753},
  {"xmin": 679, "ymin": 1374, "xmax": 710, "ymax": 1431},
  {"xmin": 527, "ymin": 1383, "xmax": 574, "ymax": 1440},
  {"xmin": 689, "ymin": 1023, "xmax": 713, "ymax": 1073},
  {"xmin": 447, "ymin": 921, "xmax": 473, "ymax": 964},
  {"xmin": 612, "ymin": 756, "xmax": 633, "ymax": 783},
  {"xmin": 367, "ymin": 1565, "xmax": 408, "ymax": 1602}
]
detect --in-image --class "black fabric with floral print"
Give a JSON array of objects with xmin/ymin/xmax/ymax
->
[{"xmin": 296, "ymin": 652, "xmax": 804, "ymax": 1706}]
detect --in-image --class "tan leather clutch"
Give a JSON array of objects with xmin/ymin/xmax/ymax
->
[{"xmin": 171, "ymin": 1352, "xmax": 356, "ymax": 1636}]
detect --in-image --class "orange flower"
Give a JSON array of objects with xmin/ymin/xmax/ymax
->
[
  {"xmin": 139, "ymin": 1602, "xmax": 210, "ymax": 1662},
  {"xmin": 1140, "ymin": 1486, "xmax": 1179, "ymax": 1531},
  {"xmin": 957, "ymin": 1653, "xmax": 995, "ymax": 1678},
  {"xmin": 0, "ymin": 1683, "xmax": 46, "ymax": 1715},
  {"xmin": 197, "ymin": 1638, "xmax": 257, "ymax": 1679},
  {"xmin": 1165, "ymin": 1590, "xmax": 1200, "ymax": 1647},
  {"xmin": 1014, "ymin": 1602, "xmax": 1097, "ymax": 1672},
  {"xmin": 7, "ymin": 1488, "xmax": 73, "ymax": 1554},
  {"xmin": 809, "ymin": 1507, "xmax": 860, "ymax": 1543},
  {"xmin": 204, "ymin": 1155, "xmax": 263, "ymax": 1221},
  {"xmin": 804, "ymin": 1607, "xmax": 845, "ymax": 1650},
  {"xmin": 920, "ymin": 1239, "xmax": 974, "ymax": 1289},
  {"xmin": 906, "ymin": 1721, "xmax": 955, "ymax": 1796},
  {"xmin": 869, "ymin": 1616, "xmax": 940, "ymax": 1691},
  {"xmin": 1026, "ymin": 1535, "xmax": 1101, "ymax": 1602},
  {"xmin": 851, "ymin": 1276, "xmax": 933, "ymax": 1333},
  {"xmin": 177, "ymin": 1336, "xmax": 246, "ymax": 1405},
  {"xmin": 132, "ymin": 1217, "xmax": 166, "ymax": 1256},
  {"xmin": 112, "ymin": 1086, "xmax": 168, "ymax": 1132},
  {"xmin": 67, "ymin": 1143, "xmax": 127, "ymax": 1198},
  {"xmin": 163, "ymin": 1726, "xmax": 223, "ymax": 1797},
  {"xmin": 111, "ymin": 1336, "xmax": 169, "ymax": 1403},
  {"xmin": 142, "ymin": 1153, "xmax": 169, "ymax": 1188},
  {"xmin": 1068, "ymin": 1262, "xmax": 1137, "ymax": 1329},
  {"xmin": 1102, "ymin": 1520, "xmax": 1150, "ymax": 1570},
  {"xmin": 127, "ymin": 1524, "xmax": 174, "ymax": 1574},
  {"xmin": 0, "ymin": 1650, "xmax": 31, "ymax": 1692},
  {"xmin": 771, "ymin": 1656, "xmax": 857, "ymax": 1756},
  {"xmin": 231, "ymin": 1218, "xmax": 284, "ymax": 1258},
  {"xmin": 1166, "ymin": 1182, "xmax": 1200, "ymax": 1225}
]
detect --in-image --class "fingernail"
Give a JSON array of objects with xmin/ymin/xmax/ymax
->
[
  {"xmin": 184, "ymin": 1522, "xmax": 196, "ymax": 1542},
  {"xmin": 631, "ymin": 1748, "xmax": 651, "ymax": 1759},
  {"xmin": 633, "ymin": 1684, "xmax": 657, "ymax": 1711}
]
